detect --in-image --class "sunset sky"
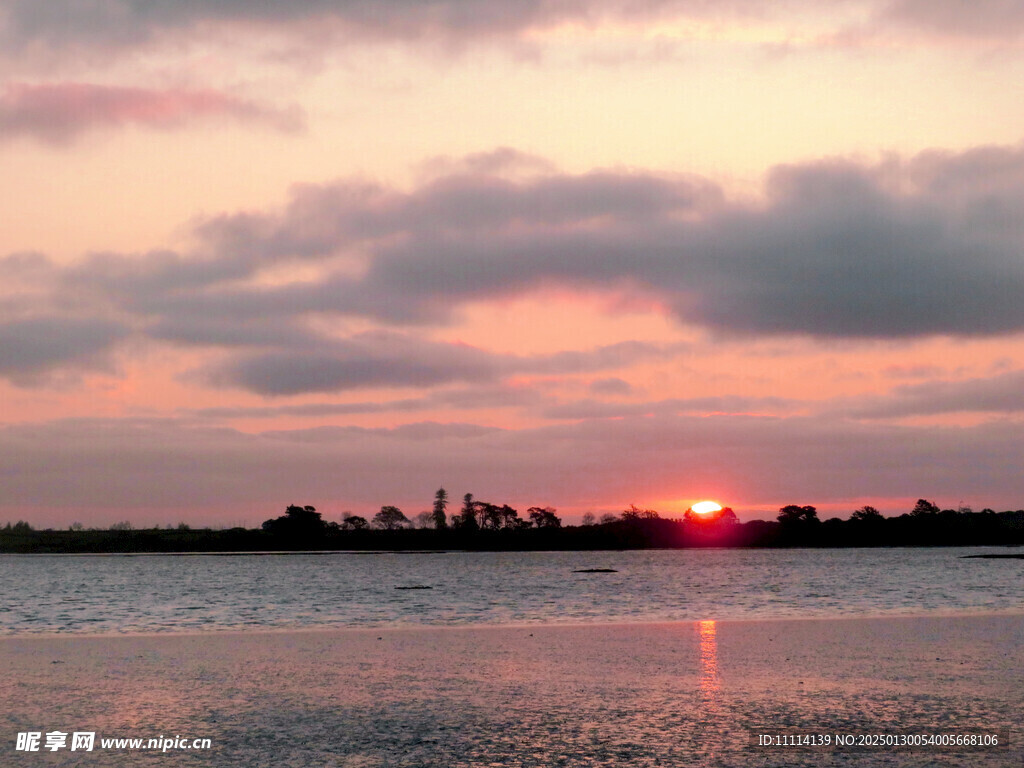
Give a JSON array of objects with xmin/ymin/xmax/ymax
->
[{"xmin": 4, "ymin": 0, "xmax": 1024, "ymax": 527}]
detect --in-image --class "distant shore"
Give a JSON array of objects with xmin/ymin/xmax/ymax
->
[
  {"xmin": 3, "ymin": 509, "xmax": 1024, "ymax": 554},
  {"xmin": 4, "ymin": 614, "xmax": 1021, "ymax": 766}
]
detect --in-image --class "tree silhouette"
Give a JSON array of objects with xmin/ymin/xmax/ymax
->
[
  {"xmin": 621, "ymin": 504, "xmax": 659, "ymax": 521},
  {"xmin": 621, "ymin": 504, "xmax": 642, "ymax": 521},
  {"xmin": 472, "ymin": 501, "xmax": 522, "ymax": 530},
  {"xmin": 508, "ymin": 506, "xmax": 531, "ymax": 529},
  {"xmin": 850, "ymin": 505, "xmax": 883, "ymax": 522},
  {"xmin": 477, "ymin": 501, "xmax": 501, "ymax": 530},
  {"xmin": 453, "ymin": 492, "xmax": 479, "ymax": 531},
  {"xmin": 261, "ymin": 504, "xmax": 326, "ymax": 535},
  {"xmin": 910, "ymin": 499, "xmax": 940, "ymax": 517},
  {"xmin": 340, "ymin": 514, "xmax": 368, "ymax": 531},
  {"xmin": 581, "ymin": 512, "xmax": 596, "ymax": 526},
  {"xmin": 527, "ymin": 506, "xmax": 562, "ymax": 528},
  {"xmin": 373, "ymin": 505, "xmax": 409, "ymax": 530},
  {"xmin": 777, "ymin": 505, "xmax": 819, "ymax": 525},
  {"xmin": 497, "ymin": 504, "xmax": 526, "ymax": 529},
  {"xmin": 432, "ymin": 487, "xmax": 449, "ymax": 529},
  {"xmin": 10, "ymin": 496, "xmax": 1024, "ymax": 553}
]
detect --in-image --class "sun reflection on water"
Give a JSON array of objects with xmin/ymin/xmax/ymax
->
[
  {"xmin": 695, "ymin": 619, "xmax": 725, "ymax": 758},
  {"xmin": 698, "ymin": 619, "xmax": 719, "ymax": 698}
]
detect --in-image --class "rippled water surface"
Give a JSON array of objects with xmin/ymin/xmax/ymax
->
[{"xmin": 1, "ymin": 547, "xmax": 1020, "ymax": 634}]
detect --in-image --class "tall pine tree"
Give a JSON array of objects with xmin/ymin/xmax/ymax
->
[{"xmin": 432, "ymin": 487, "xmax": 448, "ymax": 529}]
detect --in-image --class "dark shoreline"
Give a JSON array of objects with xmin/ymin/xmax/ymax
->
[{"xmin": 3, "ymin": 510, "xmax": 1023, "ymax": 554}]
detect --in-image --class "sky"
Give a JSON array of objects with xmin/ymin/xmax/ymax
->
[{"xmin": 4, "ymin": 0, "xmax": 1024, "ymax": 528}]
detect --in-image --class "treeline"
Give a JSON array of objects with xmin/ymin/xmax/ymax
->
[
  {"xmin": 1, "ymin": 496, "xmax": 1023, "ymax": 553},
  {"xmin": 261, "ymin": 489, "xmax": 563, "ymax": 535}
]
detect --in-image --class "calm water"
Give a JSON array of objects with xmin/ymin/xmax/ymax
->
[{"xmin": 0, "ymin": 547, "xmax": 1020, "ymax": 635}]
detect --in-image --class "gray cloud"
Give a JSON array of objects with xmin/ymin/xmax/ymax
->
[
  {"xmin": 542, "ymin": 396, "xmax": 800, "ymax": 420},
  {"xmin": 844, "ymin": 369, "xmax": 1024, "ymax": 419},
  {"xmin": 522, "ymin": 341, "xmax": 688, "ymax": 375},
  {"xmin": 0, "ymin": 250, "xmax": 53, "ymax": 278},
  {"xmin": 187, "ymin": 387, "xmax": 797, "ymax": 422},
  {"xmin": 207, "ymin": 332, "xmax": 501, "ymax": 395},
  {"xmin": 0, "ymin": 0, "xmax": 563, "ymax": 48},
  {"xmin": 882, "ymin": 0, "xmax": 1024, "ymax": 38},
  {"xmin": 188, "ymin": 383, "xmax": 544, "ymax": 419},
  {"xmin": 428, "ymin": 383, "xmax": 546, "ymax": 409},
  {"xmin": 0, "ymin": 0, "xmax": 842, "ymax": 54},
  {"xmin": 588, "ymin": 377, "xmax": 632, "ymax": 396},
  {"xmin": 14, "ymin": 143, "xmax": 1024, "ymax": 386},
  {"xmin": 881, "ymin": 364, "xmax": 951, "ymax": 380},
  {"xmin": 190, "ymin": 167, "xmax": 719, "ymax": 268},
  {"xmin": 204, "ymin": 334, "xmax": 680, "ymax": 395},
  {"xmin": 176, "ymin": 146, "xmax": 1024, "ymax": 338},
  {"xmin": 272, "ymin": 421, "xmax": 502, "ymax": 441},
  {"xmin": 5, "ymin": 0, "xmax": 1021, "ymax": 60},
  {"xmin": 0, "ymin": 82, "xmax": 303, "ymax": 144},
  {"xmin": 0, "ymin": 316, "xmax": 129, "ymax": 383},
  {"xmin": 145, "ymin": 315, "xmax": 323, "ymax": 349},
  {"xmin": 191, "ymin": 401, "xmax": 416, "ymax": 419}
]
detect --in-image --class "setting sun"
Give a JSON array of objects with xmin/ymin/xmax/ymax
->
[{"xmin": 691, "ymin": 501, "xmax": 723, "ymax": 515}]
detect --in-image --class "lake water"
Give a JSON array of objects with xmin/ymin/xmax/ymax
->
[{"xmin": 1, "ymin": 547, "xmax": 1020, "ymax": 635}]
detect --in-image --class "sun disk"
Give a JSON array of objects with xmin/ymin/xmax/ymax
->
[{"xmin": 692, "ymin": 501, "xmax": 723, "ymax": 515}]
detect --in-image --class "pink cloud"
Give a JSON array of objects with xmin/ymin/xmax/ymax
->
[{"xmin": 0, "ymin": 82, "xmax": 304, "ymax": 144}]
